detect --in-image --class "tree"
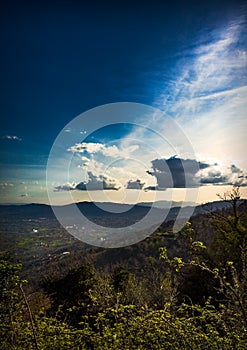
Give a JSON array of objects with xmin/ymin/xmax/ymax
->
[
  {"xmin": 43, "ymin": 263, "xmax": 97, "ymax": 326},
  {"xmin": 209, "ymin": 186, "xmax": 247, "ymax": 268},
  {"xmin": 159, "ymin": 187, "xmax": 247, "ymax": 337},
  {"xmin": 0, "ymin": 258, "xmax": 23, "ymax": 345}
]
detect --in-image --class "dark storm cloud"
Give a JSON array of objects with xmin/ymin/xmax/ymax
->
[
  {"xmin": 230, "ymin": 164, "xmax": 240, "ymax": 173},
  {"xmin": 147, "ymin": 157, "xmax": 247, "ymax": 189},
  {"xmin": 144, "ymin": 186, "xmax": 164, "ymax": 192},
  {"xmin": 126, "ymin": 179, "xmax": 145, "ymax": 190},
  {"xmin": 146, "ymin": 156, "xmax": 209, "ymax": 189}
]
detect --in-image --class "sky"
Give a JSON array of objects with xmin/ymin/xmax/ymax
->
[{"xmin": 0, "ymin": 0, "xmax": 247, "ymax": 206}]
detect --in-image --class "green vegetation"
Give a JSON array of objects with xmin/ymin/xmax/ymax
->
[{"xmin": 0, "ymin": 188, "xmax": 246, "ymax": 349}]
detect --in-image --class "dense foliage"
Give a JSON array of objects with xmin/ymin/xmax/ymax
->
[{"xmin": 0, "ymin": 188, "xmax": 246, "ymax": 349}]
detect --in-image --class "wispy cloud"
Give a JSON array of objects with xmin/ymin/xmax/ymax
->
[
  {"xmin": 120, "ymin": 16, "xmax": 247, "ymax": 175},
  {"xmin": 160, "ymin": 17, "xmax": 247, "ymax": 117}
]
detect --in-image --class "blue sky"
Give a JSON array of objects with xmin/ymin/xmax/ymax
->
[{"xmin": 0, "ymin": 1, "xmax": 247, "ymax": 204}]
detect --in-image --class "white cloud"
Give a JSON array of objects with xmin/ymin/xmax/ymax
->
[
  {"xmin": 54, "ymin": 156, "xmax": 122, "ymax": 192},
  {"xmin": 54, "ymin": 182, "xmax": 76, "ymax": 192},
  {"xmin": 67, "ymin": 142, "xmax": 104, "ymax": 153},
  {"xmin": 76, "ymin": 172, "xmax": 121, "ymax": 191},
  {"xmin": 0, "ymin": 182, "xmax": 14, "ymax": 187},
  {"xmin": 67, "ymin": 142, "xmax": 139, "ymax": 159},
  {"xmin": 2, "ymin": 135, "xmax": 22, "ymax": 141},
  {"xmin": 197, "ymin": 163, "xmax": 247, "ymax": 186},
  {"xmin": 82, "ymin": 158, "xmax": 150, "ymax": 189},
  {"xmin": 82, "ymin": 158, "xmax": 106, "ymax": 175}
]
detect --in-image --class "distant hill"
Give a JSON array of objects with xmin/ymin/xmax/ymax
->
[
  {"xmin": 0, "ymin": 200, "xmax": 243, "ymax": 231},
  {"xmin": 0, "ymin": 199, "xmax": 246, "ymax": 290},
  {"xmin": 0, "ymin": 199, "xmax": 240, "ymax": 221},
  {"xmin": 138, "ymin": 200, "xmax": 197, "ymax": 209}
]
